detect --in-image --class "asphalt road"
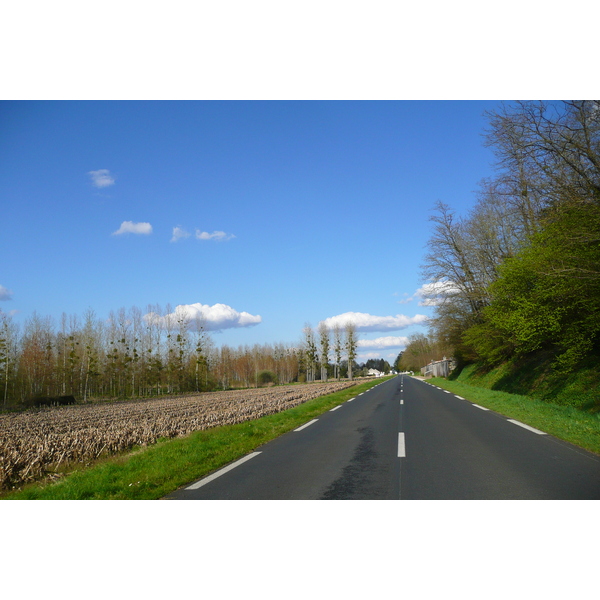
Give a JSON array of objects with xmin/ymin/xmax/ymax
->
[{"xmin": 164, "ymin": 375, "xmax": 600, "ymax": 500}]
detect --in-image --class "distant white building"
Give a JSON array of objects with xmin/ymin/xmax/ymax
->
[{"xmin": 367, "ymin": 368, "xmax": 384, "ymax": 377}]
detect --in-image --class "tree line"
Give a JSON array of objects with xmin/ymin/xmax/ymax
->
[
  {"xmin": 0, "ymin": 305, "xmax": 371, "ymax": 408},
  {"xmin": 399, "ymin": 100, "xmax": 600, "ymax": 374}
]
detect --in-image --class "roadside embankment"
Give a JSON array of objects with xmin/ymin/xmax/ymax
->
[{"xmin": 451, "ymin": 357, "xmax": 600, "ymax": 412}]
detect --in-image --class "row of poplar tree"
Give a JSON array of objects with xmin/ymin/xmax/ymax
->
[
  {"xmin": 398, "ymin": 100, "xmax": 600, "ymax": 374},
  {"xmin": 0, "ymin": 305, "xmax": 361, "ymax": 408}
]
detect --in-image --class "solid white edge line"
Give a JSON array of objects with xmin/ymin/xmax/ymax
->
[
  {"xmin": 330, "ymin": 405, "xmax": 342, "ymax": 411},
  {"xmin": 507, "ymin": 419, "xmax": 546, "ymax": 435},
  {"xmin": 473, "ymin": 404, "xmax": 489, "ymax": 411},
  {"xmin": 398, "ymin": 432, "xmax": 406, "ymax": 457},
  {"xmin": 294, "ymin": 419, "xmax": 319, "ymax": 432},
  {"xmin": 186, "ymin": 452, "xmax": 262, "ymax": 490}
]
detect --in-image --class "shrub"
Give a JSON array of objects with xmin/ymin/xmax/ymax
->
[{"xmin": 256, "ymin": 370, "xmax": 277, "ymax": 387}]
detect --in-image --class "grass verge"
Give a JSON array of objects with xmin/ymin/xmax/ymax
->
[
  {"xmin": 451, "ymin": 354, "xmax": 600, "ymax": 412},
  {"xmin": 428, "ymin": 376, "xmax": 600, "ymax": 455},
  {"xmin": 2, "ymin": 377, "xmax": 394, "ymax": 500}
]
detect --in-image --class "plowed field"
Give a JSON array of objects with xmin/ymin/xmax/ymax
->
[{"xmin": 0, "ymin": 381, "xmax": 358, "ymax": 490}]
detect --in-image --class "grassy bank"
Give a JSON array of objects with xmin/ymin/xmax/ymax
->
[
  {"xmin": 429, "ymin": 376, "xmax": 600, "ymax": 455},
  {"xmin": 2, "ymin": 376, "xmax": 394, "ymax": 500},
  {"xmin": 450, "ymin": 354, "xmax": 600, "ymax": 412}
]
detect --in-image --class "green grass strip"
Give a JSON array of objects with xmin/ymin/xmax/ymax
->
[
  {"xmin": 2, "ymin": 377, "xmax": 395, "ymax": 500},
  {"xmin": 428, "ymin": 377, "xmax": 600, "ymax": 455}
]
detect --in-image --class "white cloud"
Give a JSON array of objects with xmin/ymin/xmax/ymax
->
[
  {"xmin": 356, "ymin": 351, "xmax": 387, "ymax": 361},
  {"xmin": 358, "ymin": 336, "xmax": 410, "ymax": 350},
  {"xmin": 171, "ymin": 226, "xmax": 191, "ymax": 242},
  {"xmin": 88, "ymin": 169, "xmax": 115, "ymax": 188},
  {"xmin": 195, "ymin": 230, "xmax": 235, "ymax": 241},
  {"xmin": 112, "ymin": 221, "xmax": 153, "ymax": 236},
  {"xmin": 415, "ymin": 280, "xmax": 461, "ymax": 306},
  {"xmin": 0, "ymin": 285, "xmax": 14, "ymax": 301},
  {"xmin": 320, "ymin": 311, "xmax": 428, "ymax": 332},
  {"xmin": 356, "ymin": 350, "xmax": 399, "ymax": 362},
  {"xmin": 396, "ymin": 280, "xmax": 462, "ymax": 307},
  {"xmin": 395, "ymin": 293, "xmax": 413, "ymax": 305},
  {"xmin": 144, "ymin": 302, "xmax": 261, "ymax": 332}
]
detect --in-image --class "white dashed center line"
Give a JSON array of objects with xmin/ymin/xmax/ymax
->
[{"xmin": 398, "ymin": 433, "xmax": 406, "ymax": 457}]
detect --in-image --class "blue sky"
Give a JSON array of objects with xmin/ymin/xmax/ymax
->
[{"xmin": 1, "ymin": 100, "xmax": 502, "ymax": 360}]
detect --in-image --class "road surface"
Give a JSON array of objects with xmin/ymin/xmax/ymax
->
[{"xmin": 164, "ymin": 375, "xmax": 600, "ymax": 499}]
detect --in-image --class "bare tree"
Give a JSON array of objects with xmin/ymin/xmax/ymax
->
[
  {"xmin": 318, "ymin": 322, "xmax": 330, "ymax": 382},
  {"xmin": 192, "ymin": 313, "xmax": 210, "ymax": 391},
  {"xmin": 332, "ymin": 324, "xmax": 343, "ymax": 380},
  {"xmin": 484, "ymin": 100, "xmax": 600, "ymax": 208},
  {"xmin": 344, "ymin": 322, "xmax": 357, "ymax": 381},
  {"xmin": 81, "ymin": 309, "xmax": 102, "ymax": 401},
  {"xmin": 144, "ymin": 303, "xmax": 165, "ymax": 396},
  {"xmin": 302, "ymin": 324, "xmax": 317, "ymax": 383},
  {"xmin": 423, "ymin": 201, "xmax": 487, "ymax": 318},
  {"xmin": 0, "ymin": 312, "xmax": 18, "ymax": 407},
  {"xmin": 19, "ymin": 313, "xmax": 55, "ymax": 400}
]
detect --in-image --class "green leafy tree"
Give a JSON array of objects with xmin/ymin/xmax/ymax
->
[
  {"xmin": 464, "ymin": 202, "xmax": 600, "ymax": 371},
  {"xmin": 393, "ymin": 351, "xmax": 404, "ymax": 372}
]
